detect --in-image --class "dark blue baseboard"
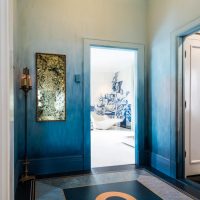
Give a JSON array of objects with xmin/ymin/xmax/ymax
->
[
  {"xmin": 15, "ymin": 161, "xmax": 21, "ymax": 192},
  {"xmin": 135, "ymin": 150, "xmax": 148, "ymax": 166},
  {"xmin": 148, "ymin": 152, "xmax": 171, "ymax": 176},
  {"xmin": 17, "ymin": 155, "xmax": 84, "ymax": 177},
  {"xmin": 170, "ymin": 159, "xmax": 177, "ymax": 178},
  {"xmin": 83, "ymin": 154, "xmax": 91, "ymax": 171}
]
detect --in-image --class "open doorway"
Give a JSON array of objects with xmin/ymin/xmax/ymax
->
[
  {"xmin": 90, "ymin": 47, "xmax": 136, "ymax": 168},
  {"xmin": 83, "ymin": 39, "xmax": 145, "ymax": 171},
  {"xmin": 184, "ymin": 32, "xmax": 200, "ymax": 185}
]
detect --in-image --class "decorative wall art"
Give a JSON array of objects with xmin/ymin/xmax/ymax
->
[
  {"xmin": 36, "ymin": 53, "xmax": 66, "ymax": 121},
  {"xmin": 93, "ymin": 72, "xmax": 131, "ymax": 128}
]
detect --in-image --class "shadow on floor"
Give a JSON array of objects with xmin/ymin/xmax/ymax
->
[{"xmin": 187, "ymin": 175, "xmax": 200, "ymax": 184}]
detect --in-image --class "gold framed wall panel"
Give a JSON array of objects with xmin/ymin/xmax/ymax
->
[{"xmin": 36, "ymin": 53, "xmax": 66, "ymax": 122}]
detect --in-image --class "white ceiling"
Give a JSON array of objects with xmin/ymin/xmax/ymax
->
[{"xmin": 90, "ymin": 46, "xmax": 137, "ymax": 73}]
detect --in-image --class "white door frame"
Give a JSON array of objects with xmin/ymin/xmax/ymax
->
[
  {"xmin": 0, "ymin": 0, "xmax": 14, "ymax": 199},
  {"xmin": 175, "ymin": 17, "xmax": 200, "ymax": 179},
  {"xmin": 83, "ymin": 39, "xmax": 145, "ymax": 170}
]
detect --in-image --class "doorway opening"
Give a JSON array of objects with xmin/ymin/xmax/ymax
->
[
  {"xmin": 183, "ymin": 32, "xmax": 200, "ymax": 185},
  {"xmin": 83, "ymin": 39, "xmax": 145, "ymax": 171},
  {"xmin": 90, "ymin": 46, "xmax": 136, "ymax": 168}
]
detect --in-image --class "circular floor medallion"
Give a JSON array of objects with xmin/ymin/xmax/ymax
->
[{"xmin": 96, "ymin": 191, "xmax": 136, "ymax": 200}]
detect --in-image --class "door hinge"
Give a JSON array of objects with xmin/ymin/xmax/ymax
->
[
  {"xmin": 185, "ymin": 101, "xmax": 186, "ymax": 108},
  {"xmin": 185, "ymin": 151, "xmax": 187, "ymax": 158},
  {"xmin": 185, "ymin": 50, "xmax": 187, "ymax": 58}
]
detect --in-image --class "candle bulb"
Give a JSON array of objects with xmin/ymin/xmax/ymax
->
[
  {"xmin": 21, "ymin": 74, "xmax": 26, "ymax": 88},
  {"xmin": 20, "ymin": 67, "xmax": 32, "ymax": 90},
  {"xmin": 26, "ymin": 75, "xmax": 29, "ymax": 88},
  {"xmin": 27, "ymin": 75, "xmax": 32, "ymax": 87},
  {"xmin": 24, "ymin": 76, "xmax": 27, "ymax": 87}
]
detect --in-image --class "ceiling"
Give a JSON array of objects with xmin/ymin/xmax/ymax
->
[{"xmin": 90, "ymin": 46, "xmax": 137, "ymax": 73}]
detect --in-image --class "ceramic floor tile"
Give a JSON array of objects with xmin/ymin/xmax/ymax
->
[
  {"xmin": 35, "ymin": 182, "xmax": 65, "ymax": 200},
  {"xmin": 35, "ymin": 169, "xmax": 193, "ymax": 200},
  {"xmin": 137, "ymin": 175, "xmax": 193, "ymax": 200},
  {"xmin": 40, "ymin": 170, "xmax": 143, "ymax": 189}
]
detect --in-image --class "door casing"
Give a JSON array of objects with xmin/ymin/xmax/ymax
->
[
  {"xmin": 175, "ymin": 18, "xmax": 200, "ymax": 179},
  {"xmin": 0, "ymin": 0, "xmax": 14, "ymax": 199},
  {"xmin": 83, "ymin": 39, "xmax": 145, "ymax": 170}
]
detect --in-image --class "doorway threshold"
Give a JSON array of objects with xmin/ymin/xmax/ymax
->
[
  {"xmin": 187, "ymin": 175, "xmax": 200, "ymax": 184},
  {"xmin": 92, "ymin": 164, "xmax": 137, "ymax": 174}
]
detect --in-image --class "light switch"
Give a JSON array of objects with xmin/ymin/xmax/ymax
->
[{"xmin": 74, "ymin": 74, "xmax": 81, "ymax": 83}]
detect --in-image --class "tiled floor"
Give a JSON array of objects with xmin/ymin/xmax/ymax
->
[{"xmin": 35, "ymin": 167, "xmax": 194, "ymax": 200}]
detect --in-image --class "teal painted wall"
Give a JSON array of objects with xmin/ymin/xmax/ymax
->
[
  {"xmin": 14, "ymin": 0, "xmax": 148, "ymax": 179},
  {"xmin": 147, "ymin": 0, "xmax": 200, "ymax": 177}
]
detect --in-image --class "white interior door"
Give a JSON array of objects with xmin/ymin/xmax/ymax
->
[{"xmin": 185, "ymin": 35, "xmax": 200, "ymax": 177}]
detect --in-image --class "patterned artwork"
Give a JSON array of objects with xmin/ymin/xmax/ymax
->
[
  {"xmin": 112, "ymin": 72, "xmax": 123, "ymax": 94},
  {"xmin": 36, "ymin": 53, "xmax": 66, "ymax": 121},
  {"xmin": 94, "ymin": 72, "xmax": 131, "ymax": 127}
]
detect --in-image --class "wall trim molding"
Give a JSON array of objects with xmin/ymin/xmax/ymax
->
[
  {"xmin": 0, "ymin": 0, "xmax": 13, "ymax": 199},
  {"xmin": 18, "ymin": 155, "xmax": 84, "ymax": 176},
  {"xmin": 148, "ymin": 152, "xmax": 171, "ymax": 176},
  {"xmin": 83, "ymin": 38, "xmax": 146, "ymax": 169}
]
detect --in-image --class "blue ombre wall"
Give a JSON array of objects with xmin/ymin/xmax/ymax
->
[
  {"xmin": 14, "ymin": 0, "xmax": 148, "ymax": 181},
  {"xmin": 14, "ymin": 0, "xmax": 200, "ymax": 185},
  {"xmin": 147, "ymin": 0, "xmax": 200, "ymax": 177}
]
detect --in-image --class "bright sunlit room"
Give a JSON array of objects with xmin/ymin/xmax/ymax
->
[{"xmin": 90, "ymin": 46, "xmax": 137, "ymax": 168}]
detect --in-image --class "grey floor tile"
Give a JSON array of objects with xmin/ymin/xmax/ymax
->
[{"xmin": 35, "ymin": 169, "xmax": 193, "ymax": 200}]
